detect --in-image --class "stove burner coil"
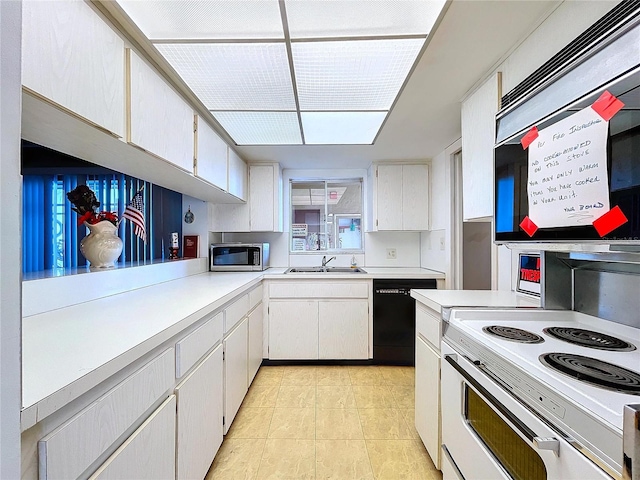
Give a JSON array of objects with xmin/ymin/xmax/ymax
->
[
  {"xmin": 482, "ymin": 326, "xmax": 544, "ymax": 344},
  {"xmin": 540, "ymin": 353, "xmax": 640, "ymax": 395},
  {"xmin": 543, "ymin": 327, "xmax": 636, "ymax": 352}
]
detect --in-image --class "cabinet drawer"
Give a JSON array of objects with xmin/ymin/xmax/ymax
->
[
  {"xmin": 176, "ymin": 312, "xmax": 223, "ymax": 378},
  {"xmin": 416, "ymin": 303, "xmax": 441, "ymax": 349},
  {"xmin": 39, "ymin": 349, "xmax": 175, "ymax": 480},
  {"xmin": 249, "ymin": 284, "xmax": 263, "ymax": 311},
  {"xmin": 269, "ymin": 282, "xmax": 369, "ymax": 299},
  {"xmin": 88, "ymin": 395, "xmax": 176, "ymax": 480},
  {"xmin": 224, "ymin": 294, "xmax": 249, "ymax": 333}
]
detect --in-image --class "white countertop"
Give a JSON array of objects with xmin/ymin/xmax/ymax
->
[
  {"xmin": 264, "ymin": 267, "xmax": 445, "ymax": 280},
  {"xmin": 22, "ymin": 266, "xmax": 445, "ymax": 429},
  {"xmin": 410, "ymin": 289, "xmax": 540, "ymax": 313}
]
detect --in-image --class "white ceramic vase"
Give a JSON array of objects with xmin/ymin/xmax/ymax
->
[{"xmin": 80, "ymin": 221, "xmax": 123, "ymax": 268}]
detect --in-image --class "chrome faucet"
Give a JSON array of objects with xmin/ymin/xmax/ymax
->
[{"xmin": 321, "ymin": 255, "xmax": 336, "ymax": 267}]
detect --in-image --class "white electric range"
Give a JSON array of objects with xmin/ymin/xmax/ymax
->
[{"xmin": 441, "ymin": 308, "xmax": 640, "ymax": 480}]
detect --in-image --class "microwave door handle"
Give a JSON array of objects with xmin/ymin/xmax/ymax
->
[{"xmin": 444, "ymin": 354, "xmax": 559, "ymax": 456}]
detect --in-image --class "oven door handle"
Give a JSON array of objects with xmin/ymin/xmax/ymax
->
[{"xmin": 444, "ymin": 354, "xmax": 560, "ymax": 456}]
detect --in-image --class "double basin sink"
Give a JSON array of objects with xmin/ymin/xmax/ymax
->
[{"xmin": 285, "ymin": 266, "xmax": 367, "ymax": 274}]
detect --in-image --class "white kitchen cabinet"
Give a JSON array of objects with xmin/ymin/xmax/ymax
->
[
  {"xmin": 196, "ymin": 116, "xmax": 228, "ymax": 190},
  {"xmin": 268, "ymin": 301, "xmax": 319, "ymax": 360},
  {"xmin": 175, "ymin": 345, "xmax": 223, "ymax": 480},
  {"xmin": 89, "ymin": 395, "xmax": 176, "ymax": 480},
  {"xmin": 415, "ymin": 335, "xmax": 441, "ymax": 469},
  {"xmin": 228, "ymin": 149, "xmax": 247, "ymax": 200},
  {"xmin": 461, "ymin": 73, "xmax": 500, "ymax": 220},
  {"xmin": 374, "ymin": 163, "xmax": 429, "ymax": 231},
  {"xmin": 248, "ymin": 304, "xmax": 264, "ymax": 385},
  {"xmin": 210, "ymin": 163, "xmax": 282, "ymax": 232},
  {"xmin": 223, "ymin": 317, "xmax": 248, "ymax": 434},
  {"xmin": 318, "ymin": 300, "xmax": 368, "ymax": 359},
  {"xmin": 22, "ymin": 0, "xmax": 125, "ymax": 138},
  {"xmin": 128, "ymin": 49, "xmax": 194, "ymax": 172}
]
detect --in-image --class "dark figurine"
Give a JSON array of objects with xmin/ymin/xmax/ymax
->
[{"xmin": 66, "ymin": 185, "xmax": 100, "ymax": 216}]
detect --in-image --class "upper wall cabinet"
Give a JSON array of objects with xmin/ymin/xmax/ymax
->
[
  {"xmin": 228, "ymin": 149, "xmax": 248, "ymax": 201},
  {"xmin": 22, "ymin": 0, "xmax": 125, "ymax": 138},
  {"xmin": 195, "ymin": 116, "xmax": 228, "ymax": 191},
  {"xmin": 374, "ymin": 164, "xmax": 429, "ymax": 231},
  {"xmin": 127, "ymin": 49, "xmax": 194, "ymax": 173},
  {"xmin": 461, "ymin": 73, "xmax": 500, "ymax": 221},
  {"xmin": 210, "ymin": 163, "xmax": 283, "ymax": 233}
]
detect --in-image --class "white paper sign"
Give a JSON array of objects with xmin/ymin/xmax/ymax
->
[
  {"xmin": 527, "ymin": 107, "xmax": 609, "ymax": 228},
  {"xmin": 292, "ymin": 223, "xmax": 308, "ymax": 237}
]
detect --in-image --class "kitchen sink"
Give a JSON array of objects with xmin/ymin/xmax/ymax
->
[{"xmin": 285, "ymin": 267, "xmax": 367, "ymax": 274}]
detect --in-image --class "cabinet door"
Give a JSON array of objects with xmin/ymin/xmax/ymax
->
[
  {"xmin": 318, "ymin": 301, "xmax": 368, "ymax": 359},
  {"xmin": 248, "ymin": 305, "xmax": 264, "ymax": 385},
  {"xmin": 249, "ymin": 165, "xmax": 275, "ymax": 232},
  {"xmin": 128, "ymin": 49, "xmax": 194, "ymax": 172},
  {"xmin": 89, "ymin": 395, "xmax": 176, "ymax": 480},
  {"xmin": 224, "ymin": 317, "xmax": 248, "ymax": 434},
  {"xmin": 175, "ymin": 345, "xmax": 223, "ymax": 480},
  {"xmin": 268, "ymin": 301, "xmax": 318, "ymax": 360},
  {"xmin": 196, "ymin": 116, "xmax": 228, "ymax": 190},
  {"xmin": 461, "ymin": 73, "xmax": 500, "ymax": 220},
  {"xmin": 402, "ymin": 164, "xmax": 429, "ymax": 230},
  {"xmin": 22, "ymin": 0, "xmax": 125, "ymax": 137},
  {"xmin": 376, "ymin": 165, "xmax": 403, "ymax": 230},
  {"xmin": 209, "ymin": 202, "xmax": 250, "ymax": 232},
  {"xmin": 415, "ymin": 335, "xmax": 441, "ymax": 469},
  {"xmin": 228, "ymin": 149, "xmax": 247, "ymax": 200}
]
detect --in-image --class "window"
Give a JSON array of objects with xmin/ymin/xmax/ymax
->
[
  {"xmin": 22, "ymin": 141, "xmax": 183, "ymax": 274},
  {"xmin": 290, "ymin": 179, "xmax": 362, "ymax": 252}
]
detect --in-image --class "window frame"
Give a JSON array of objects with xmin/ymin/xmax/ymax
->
[{"xmin": 289, "ymin": 177, "xmax": 364, "ymax": 254}]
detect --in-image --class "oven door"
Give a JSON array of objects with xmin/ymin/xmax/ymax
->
[{"xmin": 441, "ymin": 342, "xmax": 612, "ymax": 480}]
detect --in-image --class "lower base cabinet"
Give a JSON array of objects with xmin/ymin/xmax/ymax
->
[
  {"xmin": 318, "ymin": 301, "xmax": 368, "ymax": 359},
  {"xmin": 247, "ymin": 305, "xmax": 263, "ymax": 385},
  {"xmin": 175, "ymin": 345, "xmax": 223, "ymax": 480},
  {"xmin": 89, "ymin": 395, "xmax": 176, "ymax": 479},
  {"xmin": 415, "ymin": 335, "xmax": 441, "ymax": 469},
  {"xmin": 224, "ymin": 317, "xmax": 248, "ymax": 434},
  {"xmin": 269, "ymin": 300, "xmax": 319, "ymax": 359}
]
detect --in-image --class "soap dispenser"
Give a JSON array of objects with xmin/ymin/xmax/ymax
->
[{"xmin": 350, "ymin": 255, "xmax": 357, "ymax": 268}]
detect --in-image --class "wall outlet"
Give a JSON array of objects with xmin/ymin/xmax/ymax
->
[{"xmin": 386, "ymin": 248, "xmax": 397, "ymax": 260}]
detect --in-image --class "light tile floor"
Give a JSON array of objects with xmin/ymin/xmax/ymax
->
[{"xmin": 206, "ymin": 365, "xmax": 442, "ymax": 480}]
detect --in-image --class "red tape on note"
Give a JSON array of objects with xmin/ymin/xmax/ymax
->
[
  {"xmin": 591, "ymin": 90, "xmax": 624, "ymax": 121},
  {"xmin": 520, "ymin": 126, "xmax": 539, "ymax": 150},
  {"xmin": 520, "ymin": 216, "xmax": 538, "ymax": 237},
  {"xmin": 592, "ymin": 206, "xmax": 628, "ymax": 237}
]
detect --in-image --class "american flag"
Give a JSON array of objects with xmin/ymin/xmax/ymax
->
[{"xmin": 122, "ymin": 189, "xmax": 146, "ymax": 242}]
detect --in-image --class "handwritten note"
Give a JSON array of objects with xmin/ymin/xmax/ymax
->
[{"xmin": 527, "ymin": 106, "xmax": 609, "ymax": 228}]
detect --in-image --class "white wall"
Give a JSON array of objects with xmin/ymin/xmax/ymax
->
[
  {"xmin": 0, "ymin": 1, "xmax": 22, "ymax": 477},
  {"xmin": 421, "ymin": 140, "xmax": 459, "ymax": 287},
  {"xmin": 181, "ymin": 195, "xmax": 210, "ymax": 258}
]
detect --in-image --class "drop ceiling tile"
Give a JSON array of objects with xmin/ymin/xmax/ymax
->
[
  {"xmin": 292, "ymin": 39, "xmax": 424, "ymax": 110},
  {"xmin": 285, "ymin": 0, "xmax": 446, "ymax": 39},
  {"xmin": 301, "ymin": 111, "xmax": 387, "ymax": 144},
  {"xmin": 213, "ymin": 111, "xmax": 302, "ymax": 145},
  {"xmin": 117, "ymin": 0, "xmax": 284, "ymax": 39},
  {"xmin": 156, "ymin": 43, "xmax": 296, "ymax": 110}
]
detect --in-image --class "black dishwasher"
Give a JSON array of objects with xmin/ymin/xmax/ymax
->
[{"xmin": 373, "ymin": 279, "xmax": 437, "ymax": 365}]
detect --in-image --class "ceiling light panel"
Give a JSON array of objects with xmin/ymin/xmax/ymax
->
[
  {"xmin": 117, "ymin": 0, "xmax": 284, "ymax": 39},
  {"xmin": 285, "ymin": 0, "xmax": 446, "ymax": 39},
  {"xmin": 293, "ymin": 39, "xmax": 424, "ymax": 110},
  {"xmin": 301, "ymin": 112, "xmax": 387, "ymax": 144},
  {"xmin": 212, "ymin": 112, "xmax": 302, "ymax": 145},
  {"xmin": 156, "ymin": 43, "xmax": 296, "ymax": 110}
]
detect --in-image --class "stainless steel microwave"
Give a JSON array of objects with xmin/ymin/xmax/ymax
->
[{"xmin": 209, "ymin": 243, "xmax": 269, "ymax": 271}]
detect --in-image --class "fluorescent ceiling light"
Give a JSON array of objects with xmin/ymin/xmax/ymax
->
[
  {"xmin": 116, "ymin": 0, "xmax": 447, "ymax": 145},
  {"xmin": 301, "ymin": 112, "xmax": 387, "ymax": 144},
  {"xmin": 212, "ymin": 112, "xmax": 302, "ymax": 145},
  {"xmin": 293, "ymin": 39, "xmax": 424, "ymax": 111},
  {"xmin": 116, "ymin": 0, "xmax": 284, "ymax": 39},
  {"xmin": 156, "ymin": 43, "xmax": 296, "ymax": 110},
  {"xmin": 285, "ymin": 0, "xmax": 446, "ymax": 39}
]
